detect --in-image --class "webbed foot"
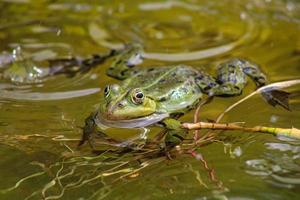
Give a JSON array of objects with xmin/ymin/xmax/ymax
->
[
  {"xmin": 78, "ymin": 112, "xmax": 118, "ymax": 150},
  {"xmin": 261, "ymin": 89, "xmax": 291, "ymax": 111},
  {"xmin": 161, "ymin": 118, "xmax": 188, "ymax": 150}
]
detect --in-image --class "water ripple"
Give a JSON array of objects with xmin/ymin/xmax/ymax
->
[
  {"xmin": 89, "ymin": 0, "xmax": 261, "ymax": 62},
  {"xmin": 0, "ymin": 86, "xmax": 100, "ymax": 101},
  {"xmin": 245, "ymin": 141, "xmax": 300, "ymax": 188}
]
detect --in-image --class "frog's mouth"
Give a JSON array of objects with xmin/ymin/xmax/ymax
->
[{"xmin": 95, "ymin": 112, "xmax": 169, "ymax": 128}]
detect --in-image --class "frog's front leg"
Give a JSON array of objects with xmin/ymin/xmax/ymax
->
[
  {"xmin": 78, "ymin": 112, "xmax": 117, "ymax": 149},
  {"xmin": 106, "ymin": 43, "xmax": 144, "ymax": 80},
  {"xmin": 160, "ymin": 118, "xmax": 188, "ymax": 149}
]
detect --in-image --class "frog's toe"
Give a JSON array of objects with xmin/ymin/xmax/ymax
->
[
  {"xmin": 164, "ymin": 130, "xmax": 187, "ymax": 149},
  {"xmin": 261, "ymin": 89, "xmax": 291, "ymax": 111}
]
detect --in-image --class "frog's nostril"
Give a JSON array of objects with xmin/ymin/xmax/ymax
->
[{"xmin": 117, "ymin": 103, "xmax": 124, "ymax": 108}]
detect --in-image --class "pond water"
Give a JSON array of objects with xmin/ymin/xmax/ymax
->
[{"xmin": 0, "ymin": 0, "xmax": 300, "ymax": 199}]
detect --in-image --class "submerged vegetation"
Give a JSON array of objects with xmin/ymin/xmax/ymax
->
[{"xmin": 1, "ymin": 79, "xmax": 299, "ymax": 199}]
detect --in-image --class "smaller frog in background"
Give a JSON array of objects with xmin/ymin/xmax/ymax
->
[{"xmin": 79, "ymin": 43, "xmax": 290, "ymax": 150}]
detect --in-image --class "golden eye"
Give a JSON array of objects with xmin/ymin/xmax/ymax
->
[
  {"xmin": 131, "ymin": 89, "xmax": 144, "ymax": 104},
  {"xmin": 104, "ymin": 85, "xmax": 110, "ymax": 98}
]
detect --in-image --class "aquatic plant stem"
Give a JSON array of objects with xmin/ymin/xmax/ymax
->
[
  {"xmin": 189, "ymin": 150, "xmax": 224, "ymax": 190},
  {"xmin": 193, "ymin": 97, "xmax": 213, "ymax": 140},
  {"xmin": 182, "ymin": 122, "xmax": 300, "ymax": 139}
]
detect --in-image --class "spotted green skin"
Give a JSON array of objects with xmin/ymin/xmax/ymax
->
[
  {"xmin": 83, "ymin": 44, "xmax": 269, "ymax": 149},
  {"xmin": 100, "ymin": 44, "xmax": 267, "ymax": 122}
]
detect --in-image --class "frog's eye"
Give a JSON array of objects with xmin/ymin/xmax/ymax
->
[
  {"xmin": 104, "ymin": 85, "xmax": 110, "ymax": 98},
  {"xmin": 131, "ymin": 88, "xmax": 144, "ymax": 104}
]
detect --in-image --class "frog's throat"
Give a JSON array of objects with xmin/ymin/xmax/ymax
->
[{"xmin": 95, "ymin": 112, "xmax": 169, "ymax": 128}]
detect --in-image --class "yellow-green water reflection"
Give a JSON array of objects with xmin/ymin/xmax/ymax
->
[{"xmin": 0, "ymin": 0, "xmax": 300, "ymax": 199}]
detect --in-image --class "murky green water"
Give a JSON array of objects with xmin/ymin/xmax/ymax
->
[{"xmin": 0, "ymin": 0, "xmax": 300, "ymax": 199}]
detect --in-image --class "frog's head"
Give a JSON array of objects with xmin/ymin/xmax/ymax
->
[{"xmin": 100, "ymin": 84, "xmax": 156, "ymax": 120}]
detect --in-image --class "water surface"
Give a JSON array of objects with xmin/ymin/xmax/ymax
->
[{"xmin": 0, "ymin": 0, "xmax": 300, "ymax": 199}]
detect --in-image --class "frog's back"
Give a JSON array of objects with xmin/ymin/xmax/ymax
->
[{"xmin": 123, "ymin": 65, "xmax": 204, "ymax": 113}]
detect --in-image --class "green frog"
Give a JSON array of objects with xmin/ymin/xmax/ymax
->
[{"xmin": 79, "ymin": 43, "xmax": 290, "ymax": 149}]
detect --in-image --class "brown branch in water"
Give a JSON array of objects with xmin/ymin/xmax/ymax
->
[
  {"xmin": 182, "ymin": 121, "xmax": 300, "ymax": 139},
  {"xmin": 193, "ymin": 97, "xmax": 213, "ymax": 140}
]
